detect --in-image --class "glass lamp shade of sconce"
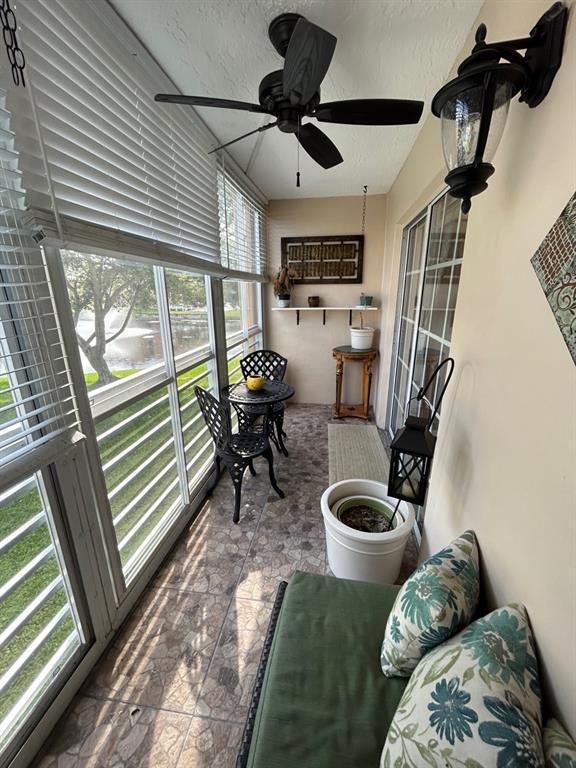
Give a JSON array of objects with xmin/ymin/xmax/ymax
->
[
  {"xmin": 440, "ymin": 80, "xmax": 513, "ymax": 171},
  {"xmin": 432, "ymin": 58, "xmax": 526, "ymax": 212}
]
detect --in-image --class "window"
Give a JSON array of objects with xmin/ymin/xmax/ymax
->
[
  {"xmin": 388, "ymin": 192, "xmax": 467, "ymax": 438},
  {"xmin": 218, "ymin": 167, "xmax": 267, "ymax": 275},
  {"xmin": 167, "ymin": 271, "xmax": 215, "ymax": 492},
  {"xmin": 224, "ymin": 280, "xmax": 263, "ymax": 385},
  {"xmin": 62, "ymin": 251, "xmax": 217, "ymax": 582},
  {"xmin": 62, "ymin": 252, "xmax": 163, "ymax": 392},
  {"xmin": 0, "ymin": 475, "xmax": 85, "ymax": 757},
  {"xmin": 166, "ymin": 270, "xmax": 211, "ymax": 362},
  {"xmin": 1, "ymin": 0, "xmax": 269, "ymax": 762},
  {"xmin": 0, "ymin": 86, "xmax": 92, "ymax": 765},
  {"xmin": 16, "ymin": 0, "xmax": 221, "ymax": 267}
]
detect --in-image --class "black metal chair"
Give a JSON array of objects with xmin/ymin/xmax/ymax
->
[
  {"xmin": 239, "ymin": 350, "xmax": 289, "ymax": 456},
  {"xmin": 195, "ymin": 386, "xmax": 284, "ymax": 524}
]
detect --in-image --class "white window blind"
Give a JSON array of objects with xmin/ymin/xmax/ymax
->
[
  {"xmin": 0, "ymin": 86, "xmax": 78, "ymax": 479},
  {"xmin": 218, "ymin": 165, "xmax": 268, "ymax": 276},
  {"xmin": 13, "ymin": 0, "xmax": 221, "ymax": 266}
]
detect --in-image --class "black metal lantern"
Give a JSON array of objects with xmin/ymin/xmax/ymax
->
[
  {"xmin": 388, "ymin": 358, "xmax": 455, "ymax": 506},
  {"xmin": 431, "ymin": 2, "xmax": 568, "ymax": 213}
]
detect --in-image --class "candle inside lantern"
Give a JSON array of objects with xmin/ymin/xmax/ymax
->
[{"xmin": 401, "ymin": 481, "xmax": 416, "ymax": 498}]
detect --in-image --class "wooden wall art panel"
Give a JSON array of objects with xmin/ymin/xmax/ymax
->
[{"xmin": 281, "ymin": 235, "xmax": 364, "ymax": 284}]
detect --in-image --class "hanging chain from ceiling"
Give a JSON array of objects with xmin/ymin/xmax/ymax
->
[
  {"xmin": 1, "ymin": 0, "xmax": 26, "ymax": 86},
  {"xmin": 361, "ymin": 185, "xmax": 368, "ymax": 235}
]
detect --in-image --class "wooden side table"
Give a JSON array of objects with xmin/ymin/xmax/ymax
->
[{"xmin": 332, "ymin": 345, "xmax": 378, "ymax": 420}]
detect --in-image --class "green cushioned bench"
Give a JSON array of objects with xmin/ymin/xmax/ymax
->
[{"xmin": 241, "ymin": 571, "xmax": 409, "ymax": 768}]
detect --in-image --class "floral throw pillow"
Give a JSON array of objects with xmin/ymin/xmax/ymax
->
[
  {"xmin": 381, "ymin": 603, "xmax": 544, "ymax": 768},
  {"xmin": 381, "ymin": 530, "xmax": 479, "ymax": 677},
  {"xmin": 544, "ymin": 718, "xmax": 576, "ymax": 767}
]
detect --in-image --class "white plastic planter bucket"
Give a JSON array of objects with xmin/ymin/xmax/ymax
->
[
  {"xmin": 321, "ymin": 479, "xmax": 415, "ymax": 584},
  {"xmin": 350, "ymin": 326, "xmax": 375, "ymax": 350}
]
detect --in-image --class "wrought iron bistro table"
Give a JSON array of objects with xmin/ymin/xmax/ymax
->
[
  {"xmin": 332, "ymin": 345, "xmax": 378, "ymax": 420},
  {"xmin": 221, "ymin": 380, "xmax": 295, "ymax": 453}
]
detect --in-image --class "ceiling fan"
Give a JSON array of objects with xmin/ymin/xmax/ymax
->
[{"xmin": 155, "ymin": 13, "xmax": 424, "ymax": 170}]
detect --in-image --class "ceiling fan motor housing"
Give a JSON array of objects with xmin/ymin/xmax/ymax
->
[
  {"xmin": 258, "ymin": 69, "xmax": 320, "ymax": 132},
  {"xmin": 268, "ymin": 13, "xmax": 304, "ymax": 57}
]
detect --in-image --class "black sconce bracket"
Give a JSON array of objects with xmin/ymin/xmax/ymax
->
[
  {"xmin": 521, "ymin": 4, "xmax": 568, "ymax": 106},
  {"xmin": 432, "ymin": 2, "xmax": 568, "ymax": 119},
  {"xmin": 466, "ymin": 1, "xmax": 568, "ymax": 108}
]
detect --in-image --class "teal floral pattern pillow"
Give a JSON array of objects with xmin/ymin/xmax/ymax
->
[
  {"xmin": 381, "ymin": 604, "xmax": 545, "ymax": 768},
  {"xmin": 544, "ymin": 718, "xmax": 576, "ymax": 767},
  {"xmin": 381, "ymin": 530, "xmax": 479, "ymax": 676}
]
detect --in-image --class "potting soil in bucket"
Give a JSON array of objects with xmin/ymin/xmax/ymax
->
[{"xmin": 335, "ymin": 496, "xmax": 397, "ymax": 533}]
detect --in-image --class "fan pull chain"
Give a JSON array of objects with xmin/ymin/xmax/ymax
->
[
  {"xmin": 296, "ymin": 120, "xmax": 301, "ymax": 188},
  {"xmin": 361, "ymin": 185, "xmax": 368, "ymax": 234}
]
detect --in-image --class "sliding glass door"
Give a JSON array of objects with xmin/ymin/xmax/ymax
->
[{"xmin": 388, "ymin": 191, "xmax": 467, "ymax": 437}]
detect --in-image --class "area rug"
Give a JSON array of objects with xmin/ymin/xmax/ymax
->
[{"xmin": 328, "ymin": 423, "xmax": 390, "ymax": 485}]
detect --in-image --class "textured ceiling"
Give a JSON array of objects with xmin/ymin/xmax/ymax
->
[{"xmin": 110, "ymin": 0, "xmax": 482, "ymax": 199}]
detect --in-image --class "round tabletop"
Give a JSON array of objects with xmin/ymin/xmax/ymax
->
[
  {"xmin": 333, "ymin": 345, "xmax": 378, "ymax": 355},
  {"xmin": 221, "ymin": 380, "xmax": 295, "ymax": 406}
]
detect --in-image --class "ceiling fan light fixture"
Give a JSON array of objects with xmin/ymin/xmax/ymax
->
[{"xmin": 432, "ymin": 1, "xmax": 568, "ymax": 213}]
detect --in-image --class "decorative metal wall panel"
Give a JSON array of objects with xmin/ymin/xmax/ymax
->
[
  {"xmin": 281, "ymin": 235, "xmax": 364, "ymax": 284},
  {"xmin": 531, "ymin": 191, "xmax": 576, "ymax": 365}
]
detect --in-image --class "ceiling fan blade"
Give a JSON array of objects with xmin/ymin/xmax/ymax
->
[
  {"xmin": 155, "ymin": 94, "xmax": 272, "ymax": 114},
  {"xmin": 315, "ymin": 99, "xmax": 424, "ymax": 125},
  {"xmin": 283, "ymin": 19, "xmax": 336, "ymax": 106},
  {"xmin": 208, "ymin": 121, "xmax": 278, "ymax": 154},
  {"xmin": 298, "ymin": 123, "xmax": 342, "ymax": 169}
]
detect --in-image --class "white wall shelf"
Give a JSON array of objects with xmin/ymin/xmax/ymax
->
[{"xmin": 271, "ymin": 305, "xmax": 379, "ymax": 326}]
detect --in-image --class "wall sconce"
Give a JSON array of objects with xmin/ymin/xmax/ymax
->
[
  {"xmin": 388, "ymin": 358, "xmax": 455, "ymax": 506},
  {"xmin": 431, "ymin": 2, "xmax": 568, "ymax": 213}
]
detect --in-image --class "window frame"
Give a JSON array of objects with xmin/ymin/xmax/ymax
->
[
  {"xmin": 51, "ymin": 249, "xmax": 223, "ymax": 591},
  {"xmin": 386, "ymin": 208, "xmax": 431, "ymax": 438},
  {"xmin": 0, "ymin": 436, "xmax": 104, "ymax": 768}
]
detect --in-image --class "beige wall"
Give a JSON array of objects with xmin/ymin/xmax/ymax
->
[
  {"xmin": 377, "ymin": 0, "xmax": 576, "ymax": 734},
  {"xmin": 266, "ymin": 195, "xmax": 386, "ymax": 405}
]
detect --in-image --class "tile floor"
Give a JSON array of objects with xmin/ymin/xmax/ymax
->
[{"xmin": 38, "ymin": 404, "xmax": 419, "ymax": 768}]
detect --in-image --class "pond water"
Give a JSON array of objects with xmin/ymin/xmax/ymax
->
[{"xmin": 75, "ymin": 310, "xmax": 242, "ymax": 374}]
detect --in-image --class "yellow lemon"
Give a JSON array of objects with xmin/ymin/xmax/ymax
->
[{"xmin": 246, "ymin": 375, "xmax": 266, "ymax": 391}]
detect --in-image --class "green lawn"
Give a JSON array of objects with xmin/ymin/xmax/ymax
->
[
  {"xmin": 0, "ymin": 357, "xmax": 238, "ymax": 728},
  {"xmin": 0, "ymin": 375, "xmax": 17, "ymax": 424},
  {"xmin": 96, "ymin": 362, "xmax": 212, "ymax": 568},
  {"xmin": 0, "ymin": 479, "xmax": 78, "ymax": 726},
  {"xmin": 85, "ymin": 368, "xmax": 137, "ymax": 390}
]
